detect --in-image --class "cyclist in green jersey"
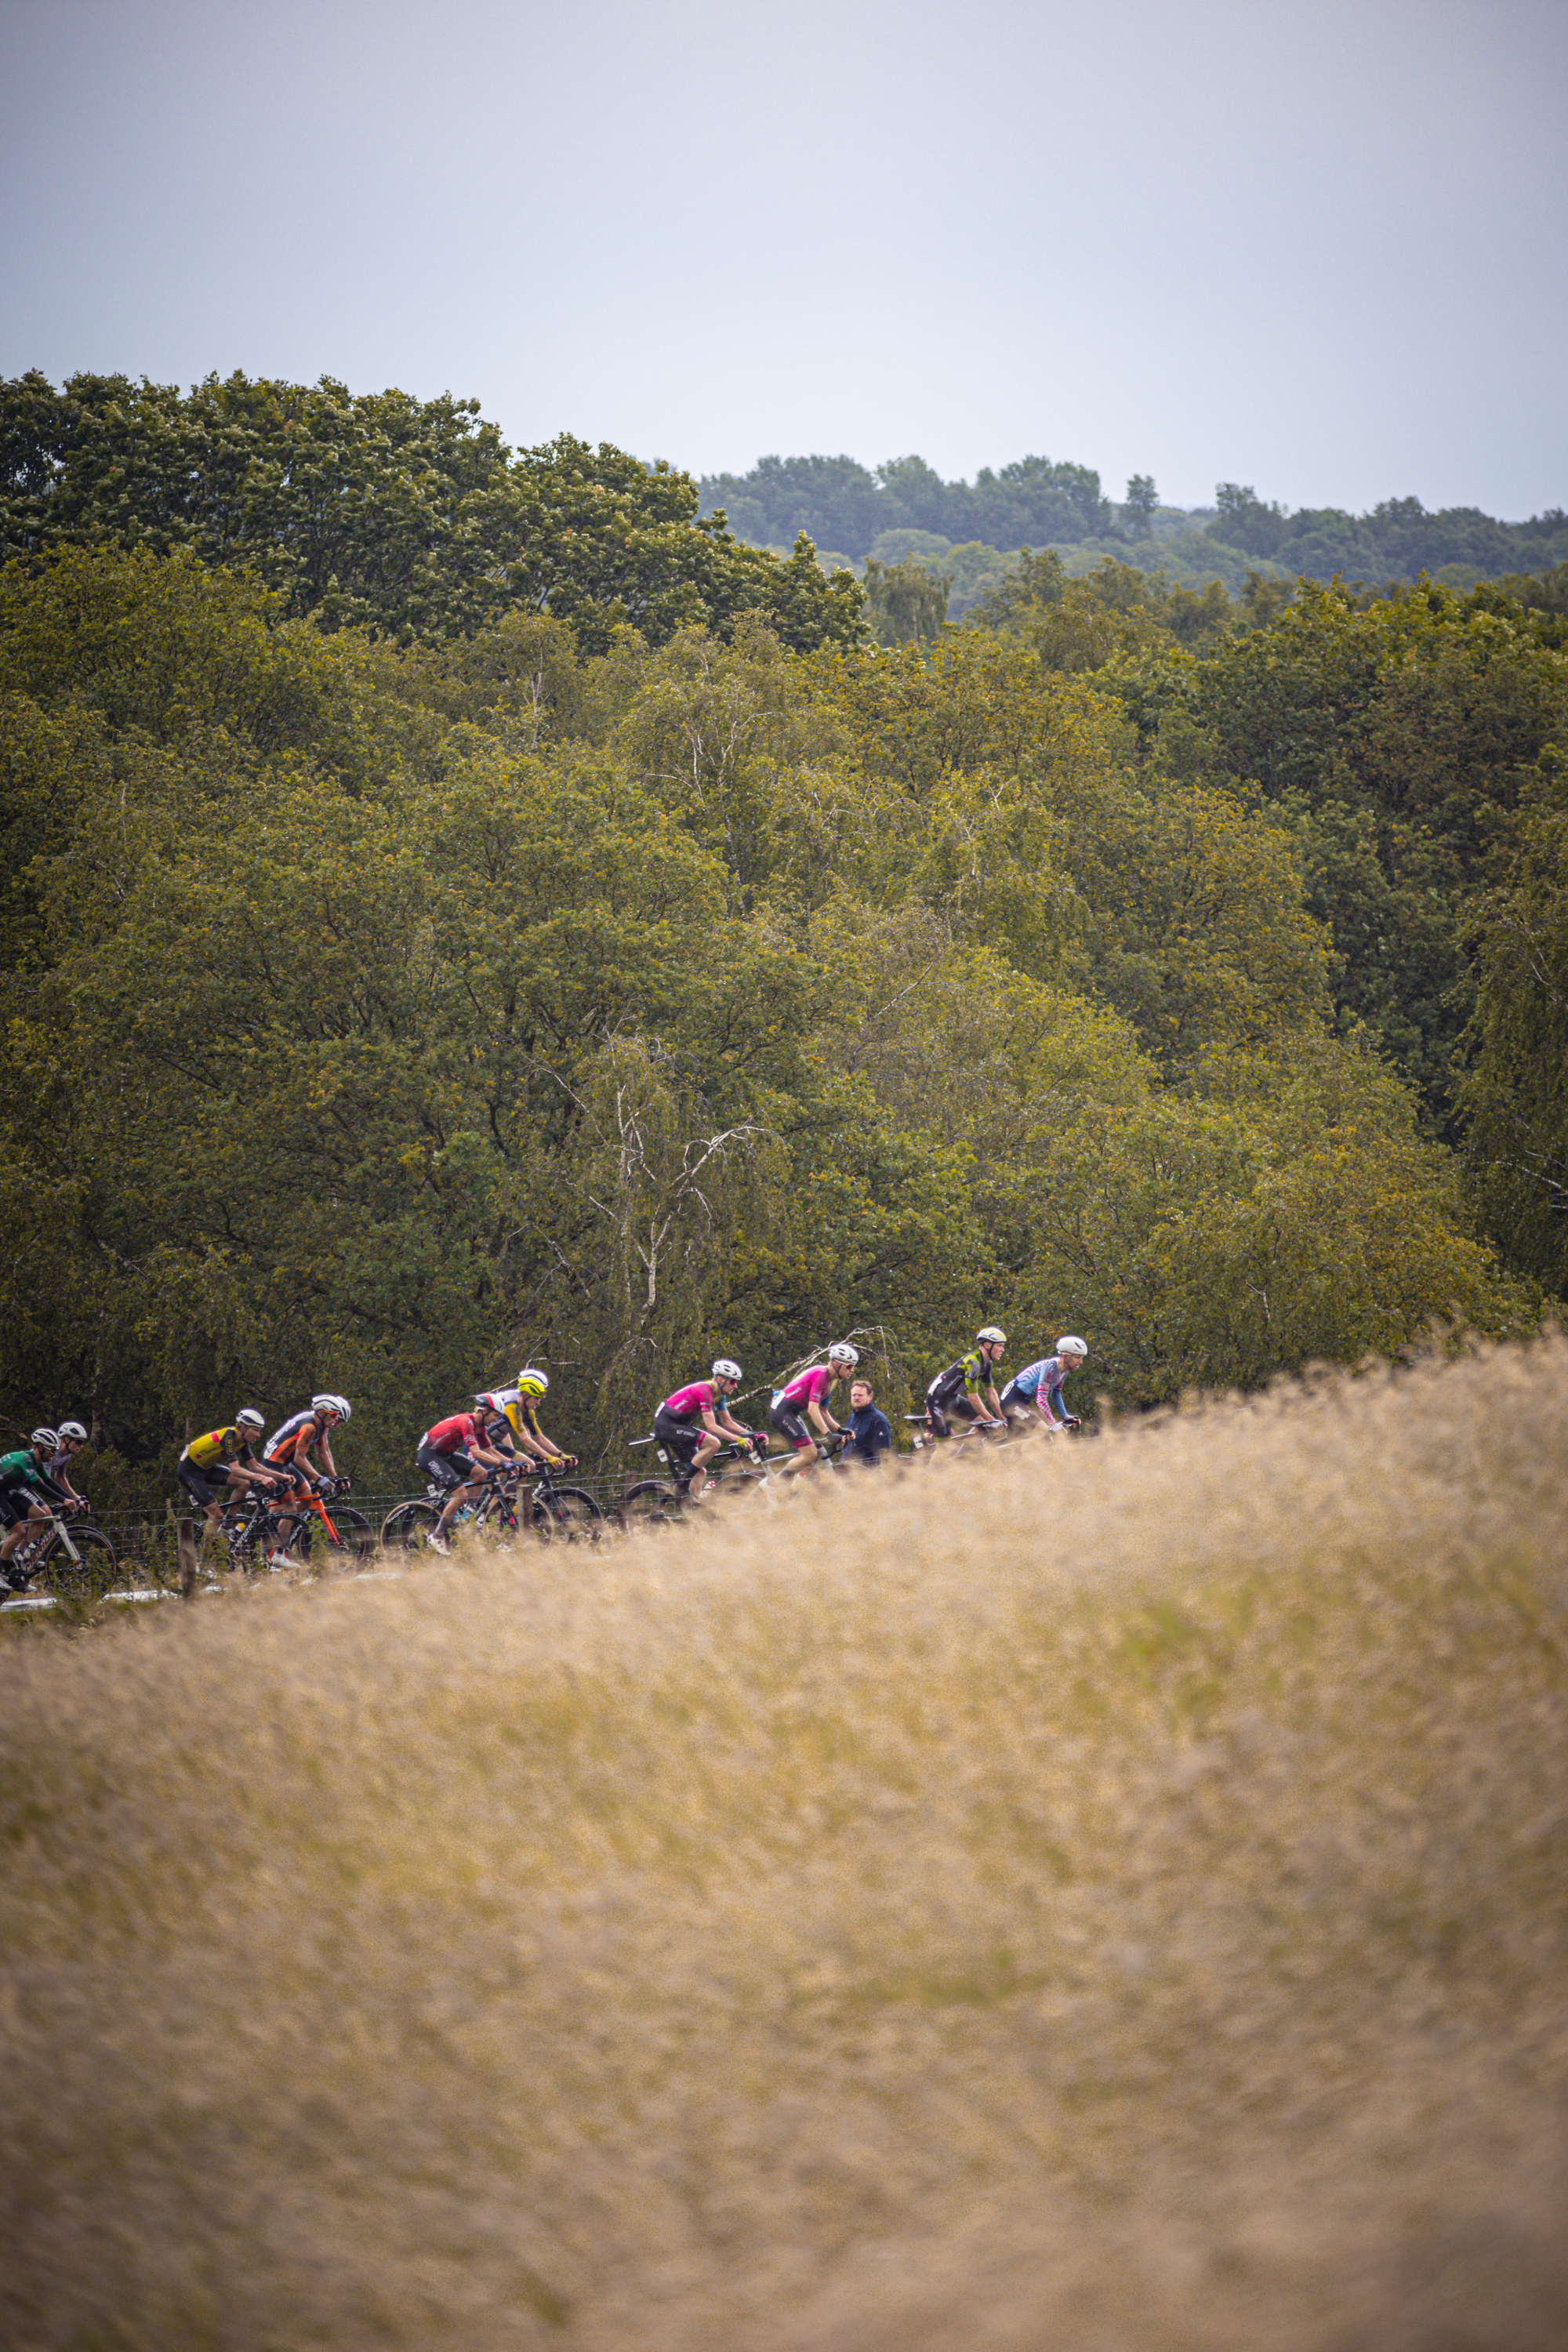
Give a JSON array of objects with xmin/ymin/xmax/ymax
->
[
  {"xmin": 0, "ymin": 1430, "xmax": 74, "ymax": 1583},
  {"xmin": 924, "ymin": 1326, "xmax": 1008, "ymax": 1438}
]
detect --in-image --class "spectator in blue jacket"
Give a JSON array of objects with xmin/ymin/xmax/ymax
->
[{"xmin": 846, "ymin": 1378, "xmax": 892, "ymax": 1465}]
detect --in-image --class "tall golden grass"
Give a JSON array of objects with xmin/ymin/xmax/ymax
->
[{"xmin": 3, "ymin": 1341, "xmax": 1566, "ymax": 2350}]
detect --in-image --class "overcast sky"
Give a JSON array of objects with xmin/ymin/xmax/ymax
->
[{"xmin": 4, "ymin": 0, "xmax": 1565, "ymax": 515}]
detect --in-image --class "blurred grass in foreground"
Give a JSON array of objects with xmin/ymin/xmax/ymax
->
[{"xmin": 2, "ymin": 1341, "xmax": 1566, "ymax": 2350}]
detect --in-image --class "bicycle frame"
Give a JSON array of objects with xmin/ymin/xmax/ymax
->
[
  {"xmin": 285, "ymin": 1482, "xmax": 354, "ymax": 1549},
  {"xmin": 11, "ymin": 1505, "xmax": 78, "ymax": 1573}
]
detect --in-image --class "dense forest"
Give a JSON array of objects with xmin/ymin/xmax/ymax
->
[
  {"xmin": 2, "ymin": 371, "xmax": 1565, "ymax": 1502},
  {"xmin": 0, "ymin": 371, "xmax": 861, "ymax": 652},
  {"xmin": 699, "ymin": 449, "xmax": 1568, "ymax": 604}
]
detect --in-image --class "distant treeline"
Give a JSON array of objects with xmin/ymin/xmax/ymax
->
[{"xmin": 698, "ymin": 452, "xmax": 1568, "ymax": 584}]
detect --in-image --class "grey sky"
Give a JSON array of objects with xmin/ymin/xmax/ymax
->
[{"xmin": 4, "ymin": 0, "xmax": 1565, "ymax": 516}]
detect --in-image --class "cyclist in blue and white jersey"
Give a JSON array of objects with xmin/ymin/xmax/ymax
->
[{"xmin": 998, "ymin": 1336, "xmax": 1087, "ymax": 1433}]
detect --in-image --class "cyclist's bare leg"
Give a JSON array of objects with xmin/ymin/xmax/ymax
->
[
  {"xmin": 1, "ymin": 1501, "xmax": 51, "ymax": 1569},
  {"xmin": 687, "ymin": 1432, "xmax": 723, "ymax": 1496},
  {"xmin": 436, "ymin": 1475, "xmax": 485, "ymax": 1536}
]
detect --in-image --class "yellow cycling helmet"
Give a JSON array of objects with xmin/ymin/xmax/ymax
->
[{"xmin": 514, "ymin": 1367, "xmax": 550, "ymax": 1399}]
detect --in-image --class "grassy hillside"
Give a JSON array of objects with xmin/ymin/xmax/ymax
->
[{"xmin": 4, "ymin": 1338, "xmax": 1566, "ymax": 2348}]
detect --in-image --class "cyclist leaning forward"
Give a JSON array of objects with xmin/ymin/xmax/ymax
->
[
  {"xmin": 0, "ymin": 1429, "xmax": 74, "ymax": 1588},
  {"xmin": 998, "ymin": 1337, "xmax": 1088, "ymax": 1434},
  {"xmin": 473, "ymin": 1369, "xmax": 575, "ymax": 1476},
  {"xmin": 262, "ymin": 1393, "xmax": 351, "ymax": 1552},
  {"xmin": 416, "ymin": 1406, "xmax": 514, "ymax": 1555},
  {"xmin": 177, "ymin": 1407, "xmax": 286, "ymax": 1534},
  {"xmin": 769, "ymin": 1342, "xmax": 859, "ymax": 1477},
  {"xmin": 654, "ymin": 1359, "xmax": 757, "ymax": 1497},
  {"xmin": 925, "ymin": 1327, "xmax": 1008, "ymax": 1439}
]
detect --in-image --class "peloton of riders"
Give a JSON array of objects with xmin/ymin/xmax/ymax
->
[{"xmin": 2, "ymin": 1326, "xmax": 1091, "ymax": 1586}]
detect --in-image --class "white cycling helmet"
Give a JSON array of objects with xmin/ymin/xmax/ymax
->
[
  {"xmin": 977, "ymin": 1325, "xmax": 1007, "ymax": 1346},
  {"xmin": 826, "ymin": 1342, "xmax": 859, "ymax": 1369},
  {"xmin": 712, "ymin": 1357, "xmax": 742, "ymax": 1382},
  {"xmin": 331, "ymin": 1394, "xmax": 352, "ymax": 1422},
  {"xmin": 30, "ymin": 1427, "xmax": 60, "ymax": 1450},
  {"xmin": 57, "ymin": 1419, "xmax": 88, "ymax": 1443},
  {"xmin": 515, "ymin": 1367, "xmax": 550, "ymax": 1398},
  {"xmin": 310, "ymin": 1392, "xmax": 338, "ymax": 1415},
  {"xmin": 1056, "ymin": 1335, "xmax": 1088, "ymax": 1358},
  {"xmin": 236, "ymin": 1407, "xmax": 265, "ymax": 1432}
]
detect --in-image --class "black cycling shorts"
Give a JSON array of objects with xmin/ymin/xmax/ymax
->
[
  {"xmin": 417, "ymin": 1442, "xmax": 474, "ymax": 1490},
  {"xmin": 176, "ymin": 1460, "xmax": 220, "ymax": 1510},
  {"xmin": 0, "ymin": 1485, "xmax": 34, "ymax": 1528},
  {"xmin": 926, "ymin": 1392, "xmax": 983, "ymax": 1441},
  {"xmin": 652, "ymin": 1407, "xmax": 701, "ymax": 1465},
  {"xmin": 769, "ymin": 1398, "xmax": 815, "ymax": 1452}
]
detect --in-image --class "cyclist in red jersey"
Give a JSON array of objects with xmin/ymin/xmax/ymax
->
[{"xmin": 416, "ymin": 1408, "xmax": 513, "ymax": 1554}]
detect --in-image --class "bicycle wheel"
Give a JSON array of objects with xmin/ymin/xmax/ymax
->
[
  {"xmin": 41, "ymin": 1526, "xmax": 118, "ymax": 1602},
  {"xmin": 619, "ymin": 1479, "xmax": 684, "ymax": 1530},
  {"xmin": 321, "ymin": 1505, "xmax": 376, "ymax": 1562},
  {"xmin": 531, "ymin": 1485, "xmax": 605, "ymax": 1543},
  {"xmin": 379, "ymin": 1501, "xmax": 443, "ymax": 1552},
  {"xmin": 707, "ymin": 1462, "xmax": 769, "ymax": 1498}
]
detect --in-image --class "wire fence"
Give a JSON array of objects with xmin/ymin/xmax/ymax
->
[{"xmin": 25, "ymin": 1466, "xmax": 652, "ymax": 1591}]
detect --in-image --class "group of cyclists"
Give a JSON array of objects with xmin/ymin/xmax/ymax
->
[
  {"xmin": 648, "ymin": 1327, "xmax": 1089, "ymax": 1501},
  {"xmin": 1, "ymin": 1327, "xmax": 1090, "ymax": 1587},
  {"xmin": 0, "ymin": 1422, "xmax": 93, "ymax": 1588}
]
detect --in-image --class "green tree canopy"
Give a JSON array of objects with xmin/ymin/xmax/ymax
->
[
  {"xmin": 0, "ymin": 540, "xmax": 1533, "ymax": 1502},
  {"xmin": 0, "ymin": 373, "xmax": 864, "ymax": 655}
]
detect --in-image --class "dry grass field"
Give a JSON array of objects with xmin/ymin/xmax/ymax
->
[{"xmin": 3, "ymin": 1342, "xmax": 1566, "ymax": 2350}]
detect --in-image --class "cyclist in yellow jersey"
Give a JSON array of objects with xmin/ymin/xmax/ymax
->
[
  {"xmin": 177, "ymin": 1408, "xmax": 286, "ymax": 1531},
  {"xmin": 473, "ymin": 1369, "xmax": 575, "ymax": 1471}
]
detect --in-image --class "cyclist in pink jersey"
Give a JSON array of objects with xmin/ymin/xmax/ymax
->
[
  {"xmin": 768, "ymin": 1342, "xmax": 858, "ymax": 1476},
  {"xmin": 653, "ymin": 1359, "xmax": 756, "ymax": 1495}
]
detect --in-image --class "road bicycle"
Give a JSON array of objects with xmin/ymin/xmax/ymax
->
[
  {"xmin": 620, "ymin": 1429, "xmax": 803, "ymax": 1526},
  {"xmin": 220, "ymin": 1475, "xmax": 376, "ymax": 1569},
  {"xmin": 1, "ymin": 1504, "xmax": 119, "ymax": 1601},
  {"xmin": 905, "ymin": 1410, "xmax": 1011, "ymax": 1450},
  {"xmin": 379, "ymin": 1458, "xmax": 604, "ymax": 1553}
]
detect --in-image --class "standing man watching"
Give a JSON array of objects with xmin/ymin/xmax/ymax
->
[
  {"xmin": 845, "ymin": 1377, "xmax": 891, "ymax": 1466},
  {"xmin": 999, "ymin": 1337, "xmax": 1088, "ymax": 1433}
]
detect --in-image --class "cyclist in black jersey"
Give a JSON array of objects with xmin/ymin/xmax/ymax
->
[{"xmin": 925, "ymin": 1327, "xmax": 1008, "ymax": 1438}]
